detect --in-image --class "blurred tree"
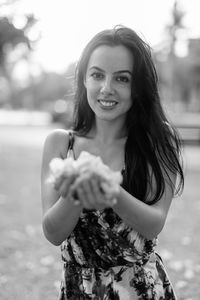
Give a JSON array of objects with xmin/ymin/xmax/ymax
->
[
  {"xmin": 166, "ymin": 0, "xmax": 185, "ymax": 56},
  {"xmin": 0, "ymin": 1, "xmax": 77, "ymax": 112},
  {"xmin": 166, "ymin": 0, "xmax": 186, "ymax": 105},
  {"xmin": 0, "ymin": 9, "xmax": 38, "ymax": 106},
  {"xmin": 0, "ymin": 17, "xmax": 30, "ymax": 67}
]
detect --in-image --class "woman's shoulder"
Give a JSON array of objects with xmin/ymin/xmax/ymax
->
[
  {"xmin": 43, "ymin": 128, "xmax": 73, "ymax": 159},
  {"xmin": 45, "ymin": 128, "xmax": 71, "ymax": 143}
]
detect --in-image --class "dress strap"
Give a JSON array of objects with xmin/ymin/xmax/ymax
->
[
  {"xmin": 68, "ymin": 131, "xmax": 75, "ymax": 150},
  {"xmin": 67, "ymin": 131, "xmax": 75, "ymax": 159}
]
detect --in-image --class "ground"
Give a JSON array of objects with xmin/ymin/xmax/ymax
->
[{"xmin": 0, "ymin": 125, "xmax": 200, "ymax": 300}]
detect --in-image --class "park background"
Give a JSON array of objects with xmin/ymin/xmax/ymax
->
[{"xmin": 0, "ymin": 0, "xmax": 200, "ymax": 299}]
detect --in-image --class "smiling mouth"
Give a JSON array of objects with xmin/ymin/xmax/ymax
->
[{"xmin": 98, "ymin": 100, "xmax": 118, "ymax": 107}]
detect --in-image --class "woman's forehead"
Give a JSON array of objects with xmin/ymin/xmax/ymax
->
[{"xmin": 87, "ymin": 45, "xmax": 134, "ymax": 72}]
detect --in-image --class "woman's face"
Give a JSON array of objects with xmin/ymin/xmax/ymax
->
[{"xmin": 84, "ymin": 45, "xmax": 133, "ymax": 123}]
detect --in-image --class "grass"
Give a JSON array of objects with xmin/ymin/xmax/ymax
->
[{"xmin": 0, "ymin": 127, "xmax": 200, "ymax": 299}]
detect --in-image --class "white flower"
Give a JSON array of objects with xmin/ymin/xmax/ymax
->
[
  {"xmin": 63, "ymin": 157, "xmax": 78, "ymax": 176},
  {"xmin": 49, "ymin": 157, "xmax": 64, "ymax": 178},
  {"xmin": 74, "ymin": 151, "xmax": 104, "ymax": 174},
  {"xmin": 48, "ymin": 151, "xmax": 123, "ymax": 201}
]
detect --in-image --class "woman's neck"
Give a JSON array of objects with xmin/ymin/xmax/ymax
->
[{"xmin": 89, "ymin": 119, "xmax": 127, "ymax": 143}]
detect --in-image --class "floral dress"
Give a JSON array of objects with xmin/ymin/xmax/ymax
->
[{"xmin": 59, "ymin": 132, "xmax": 177, "ymax": 300}]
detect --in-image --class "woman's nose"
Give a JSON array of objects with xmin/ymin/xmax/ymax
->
[{"xmin": 100, "ymin": 77, "xmax": 114, "ymax": 95}]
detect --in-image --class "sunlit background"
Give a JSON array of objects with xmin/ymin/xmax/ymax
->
[
  {"xmin": 0, "ymin": 1, "xmax": 200, "ymax": 299},
  {"xmin": 1, "ymin": 0, "xmax": 200, "ymax": 126},
  {"xmin": 2, "ymin": 0, "xmax": 200, "ymax": 72},
  {"xmin": 0, "ymin": 0, "xmax": 200, "ymax": 130}
]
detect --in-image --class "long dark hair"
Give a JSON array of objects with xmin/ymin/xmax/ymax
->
[{"xmin": 73, "ymin": 25, "xmax": 184, "ymax": 204}]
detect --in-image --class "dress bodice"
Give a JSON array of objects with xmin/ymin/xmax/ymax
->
[{"xmin": 61, "ymin": 207, "xmax": 157, "ymax": 270}]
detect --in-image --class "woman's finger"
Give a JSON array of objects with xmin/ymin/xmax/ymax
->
[
  {"xmin": 58, "ymin": 180, "xmax": 69, "ymax": 198},
  {"xmin": 68, "ymin": 173, "xmax": 109, "ymax": 209},
  {"xmin": 70, "ymin": 174, "xmax": 96, "ymax": 209},
  {"xmin": 80, "ymin": 180, "xmax": 95, "ymax": 208},
  {"xmin": 90, "ymin": 178, "xmax": 107, "ymax": 205},
  {"xmin": 57, "ymin": 174, "xmax": 77, "ymax": 198},
  {"xmin": 54, "ymin": 174, "xmax": 65, "ymax": 190},
  {"xmin": 68, "ymin": 192, "xmax": 81, "ymax": 206},
  {"xmin": 76, "ymin": 185, "xmax": 93, "ymax": 209}
]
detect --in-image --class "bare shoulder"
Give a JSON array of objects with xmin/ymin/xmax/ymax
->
[{"xmin": 43, "ymin": 128, "xmax": 71, "ymax": 160}]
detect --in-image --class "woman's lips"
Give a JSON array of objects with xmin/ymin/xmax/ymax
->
[{"xmin": 97, "ymin": 99, "xmax": 118, "ymax": 108}]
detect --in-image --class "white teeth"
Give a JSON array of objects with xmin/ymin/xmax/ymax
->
[{"xmin": 99, "ymin": 100, "xmax": 117, "ymax": 107}]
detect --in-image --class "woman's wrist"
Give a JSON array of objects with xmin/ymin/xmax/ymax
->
[
  {"xmin": 60, "ymin": 195, "xmax": 83, "ymax": 211},
  {"xmin": 43, "ymin": 195, "xmax": 82, "ymax": 245}
]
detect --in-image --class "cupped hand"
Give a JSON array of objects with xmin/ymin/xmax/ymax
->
[
  {"xmin": 54, "ymin": 173, "xmax": 77, "ymax": 199},
  {"xmin": 68, "ymin": 172, "xmax": 118, "ymax": 210}
]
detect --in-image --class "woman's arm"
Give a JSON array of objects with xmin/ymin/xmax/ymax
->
[
  {"xmin": 113, "ymin": 171, "xmax": 176, "ymax": 240},
  {"xmin": 66, "ymin": 160, "xmax": 176, "ymax": 240},
  {"xmin": 41, "ymin": 129, "xmax": 82, "ymax": 246}
]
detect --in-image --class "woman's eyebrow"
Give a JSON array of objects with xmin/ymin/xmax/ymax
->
[
  {"xmin": 88, "ymin": 66, "xmax": 132, "ymax": 75},
  {"xmin": 114, "ymin": 70, "xmax": 132, "ymax": 75},
  {"xmin": 88, "ymin": 66, "xmax": 104, "ymax": 72}
]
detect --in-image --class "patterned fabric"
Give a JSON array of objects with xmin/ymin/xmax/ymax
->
[{"xmin": 59, "ymin": 132, "xmax": 177, "ymax": 299}]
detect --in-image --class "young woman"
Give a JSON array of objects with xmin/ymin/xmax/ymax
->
[{"xmin": 41, "ymin": 25, "xmax": 184, "ymax": 299}]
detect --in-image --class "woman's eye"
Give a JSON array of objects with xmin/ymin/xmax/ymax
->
[
  {"xmin": 116, "ymin": 76, "xmax": 130, "ymax": 83},
  {"xmin": 91, "ymin": 72, "xmax": 104, "ymax": 79}
]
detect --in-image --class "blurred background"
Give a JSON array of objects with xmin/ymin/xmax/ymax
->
[{"xmin": 0, "ymin": 0, "xmax": 200, "ymax": 299}]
